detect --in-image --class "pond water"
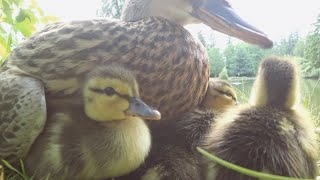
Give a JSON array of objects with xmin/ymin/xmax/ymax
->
[{"xmin": 228, "ymin": 78, "xmax": 320, "ymax": 125}]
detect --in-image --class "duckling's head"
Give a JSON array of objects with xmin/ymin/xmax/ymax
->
[
  {"xmin": 250, "ymin": 56, "xmax": 300, "ymax": 110},
  {"xmin": 83, "ymin": 65, "xmax": 161, "ymax": 122},
  {"xmin": 122, "ymin": 0, "xmax": 273, "ymax": 48},
  {"xmin": 201, "ymin": 79, "xmax": 237, "ymax": 111}
]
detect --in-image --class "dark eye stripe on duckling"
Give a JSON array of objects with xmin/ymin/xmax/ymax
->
[
  {"xmin": 214, "ymin": 88, "xmax": 237, "ymax": 102},
  {"xmin": 89, "ymin": 87, "xmax": 131, "ymax": 100}
]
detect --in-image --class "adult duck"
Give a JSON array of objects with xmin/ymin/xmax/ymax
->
[{"xmin": 0, "ymin": 0, "xmax": 272, "ymax": 162}]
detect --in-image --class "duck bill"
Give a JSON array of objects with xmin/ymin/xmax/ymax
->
[
  {"xmin": 192, "ymin": 0, "xmax": 273, "ymax": 49},
  {"xmin": 126, "ymin": 97, "xmax": 161, "ymax": 120}
]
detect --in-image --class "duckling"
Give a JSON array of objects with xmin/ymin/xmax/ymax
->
[
  {"xmin": 117, "ymin": 79, "xmax": 237, "ymax": 180},
  {"xmin": 0, "ymin": 0, "xmax": 272, "ymax": 163},
  {"xmin": 201, "ymin": 79, "xmax": 238, "ymax": 111},
  {"xmin": 203, "ymin": 57, "xmax": 318, "ymax": 179},
  {"xmin": 23, "ymin": 65, "xmax": 160, "ymax": 180}
]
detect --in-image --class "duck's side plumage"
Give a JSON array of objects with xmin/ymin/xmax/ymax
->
[
  {"xmin": 6, "ymin": 17, "xmax": 209, "ymax": 121},
  {"xmin": 203, "ymin": 57, "xmax": 318, "ymax": 179},
  {"xmin": 0, "ymin": 71, "xmax": 46, "ymax": 163}
]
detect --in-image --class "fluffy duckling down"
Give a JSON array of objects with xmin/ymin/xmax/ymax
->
[
  {"xmin": 24, "ymin": 65, "xmax": 160, "ymax": 180},
  {"xmin": 117, "ymin": 79, "xmax": 237, "ymax": 180},
  {"xmin": 203, "ymin": 57, "xmax": 318, "ymax": 180}
]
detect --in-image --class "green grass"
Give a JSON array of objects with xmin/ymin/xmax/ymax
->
[
  {"xmin": 197, "ymin": 147, "xmax": 316, "ymax": 180},
  {"xmin": 1, "ymin": 160, "xmax": 50, "ymax": 180},
  {"xmin": 1, "ymin": 160, "xmax": 33, "ymax": 180}
]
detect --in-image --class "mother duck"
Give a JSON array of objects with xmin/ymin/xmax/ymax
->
[{"xmin": 0, "ymin": 0, "xmax": 272, "ymax": 162}]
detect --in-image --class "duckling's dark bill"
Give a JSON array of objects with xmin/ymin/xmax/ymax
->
[
  {"xmin": 192, "ymin": 0, "xmax": 273, "ymax": 49},
  {"xmin": 126, "ymin": 97, "xmax": 161, "ymax": 120}
]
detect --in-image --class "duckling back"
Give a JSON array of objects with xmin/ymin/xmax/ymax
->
[
  {"xmin": 250, "ymin": 56, "xmax": 299, "ymax": 109},
  {"xmin": 203, "ymin": 57, "xmax": 318, "ymax": 179}
]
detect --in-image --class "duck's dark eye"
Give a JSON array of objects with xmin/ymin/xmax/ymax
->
[{"xmin": 104, "ymin": 87, "xmax": 116, "ymax": 96}]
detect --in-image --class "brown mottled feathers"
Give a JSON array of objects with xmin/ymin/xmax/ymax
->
[
  {"xmin": 0, "ymin": 71, "xmax": 46, "ymax": 163},
  {"xmin": 5, "ymin": 17, "xmax": 209, "ymax": 121},
  {"xmin": 203, "ymin": 57, "xmax": 318, "ymax": 179}
]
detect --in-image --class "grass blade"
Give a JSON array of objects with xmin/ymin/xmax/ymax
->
[
  {"xmin": 197, "ymin": 147, "xmax": 314, "ymax": 180},
  {"xmin": 0, "ymin": 164, "xmax": 4, "ymax": 180},
  {"xmin": 1, "ymin": 159, "xmax": 25, "ymax": 178},
  {"xmin": 19, "ymin": 159, "xmax": 26, "ymax": 176}
]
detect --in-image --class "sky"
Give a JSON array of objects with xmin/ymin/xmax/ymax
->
[{"xmin": 36, "ymin": 0, "xmax": 320, "ymax": 48}]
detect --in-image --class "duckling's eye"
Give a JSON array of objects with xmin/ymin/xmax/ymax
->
[
  {"xmin": 224, "ymin": 92, "xmax": 232, "ymax": 97},
  {"xmin": 104, "ymin": 87, "xmax": 116, "ymax": 96}
]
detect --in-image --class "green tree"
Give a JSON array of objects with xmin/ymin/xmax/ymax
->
[
  {"xmin": 224, "ymin": 43, "xmax": 235, "ymax": 75},
  {"xmin": 305, "ymin": 14, "xmax": 320, "ymax": 69},
  {"xmin": 273, "ymin": 38, "xmax": 289, "ymax": 55},
  {"xmin": 287, "ymin": 32, "xmax": 299, "ymax": 55},
  {"xmin": 0, "ymin": 0, "xmax": 55, "ymax": 63},
  {"xmin": 245, "ymin": 44, "xmax": 270, "ymax": 75},
  {"xmin": 224, "ymin": 44, "xmax": 260, "ymax": 77},
  {"xmin": 207, "ymin": 47, "xmax": 224, "ymax": 77},
  {"xmin": 219, "ymin": 67, "xmax": 229, "ymax": 80},
  {"xmin": 97, "ymin": 0, "xmax": 125, "ymax": 19},
  {"xmin": 293, "ymin": 39, "xmax": 306, "ymax": 57}
]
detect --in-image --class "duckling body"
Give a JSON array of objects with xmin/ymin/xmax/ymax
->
[
  {"xmin": 0, "ymin": 0, "xmax": 273, "ymax": 163},
  {"xmin": 203, "ymin": 57, "xmax": 318, "ymax": 179},
  {"xmin": 25, "ymin": 109, "xmax": 151, "ymax": 179},
  {"xmin": 118, "ymin": 79, "xmax": 237, "ymax": 180},
  {"xmin": 24, "ymin": 65, "xmax": 160, "ymax": 179}
]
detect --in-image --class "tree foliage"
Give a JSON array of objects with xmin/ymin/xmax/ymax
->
[
  {"xmin": 305, "ymin": 14, "xmax": 320, "ymax": 70},
  {"xmin": 223, "ymin": 44, "xmax": 268, "ymax": 77},
  {"xmin": 218, "ymin": 67, "xmax": 228, "ymax": 80},
  {"xmin": 207, "ymin": 47, "xmax": 224, "ymax": 77},
  {"xmin": 0, "ymin": 0, "xmax": 56, "ymax": 63},
  {"xmin": 97, "ymin": 0, "xmax": 125, "ymax": 19}
]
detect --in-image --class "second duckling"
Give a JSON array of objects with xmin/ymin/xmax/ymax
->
[
  {"xmin": 203, "ymin": 57, "xmax": 318, "ymax": 179},
  {"xmin": 117, "ymin": 79, "xmax": 237, "ymax": 180},
  {"xmin": 24, "ymin": 65, "xmax": 161, "ymax": 180}
]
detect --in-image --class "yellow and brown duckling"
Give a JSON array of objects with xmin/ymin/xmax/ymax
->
[
  {"xmin": 201, "ymin": 79, "xmax": 238, "ymax": 111},
  {"xmin": 24, "ymin": 65, "xmax": 160, "ymax": 179},
  {"xmin": 0, "ymin": 0, "xmax": 272, "ymax": 163},
  {"xmin": 203, "ymin": 57, "xmax": 318, "ymax": 179},
  {"xmin": 118, "ymin": 79, "xmax": 237, "ymax": 180}
]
